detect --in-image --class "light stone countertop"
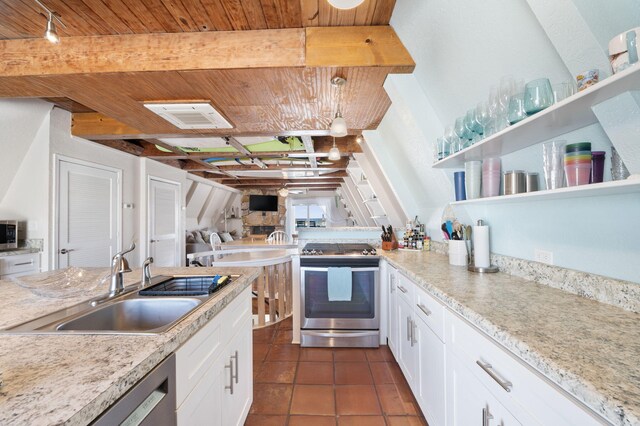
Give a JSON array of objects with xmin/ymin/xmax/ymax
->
[
  {"xmin": 382, "ymin": 250, "xmax": 640, "ymax": 426},
  {"xmin": 0, "ymin": 266, "xmax": 260, "ymax": 426},
  {"xmin": 0, "ymin": 248, "xmax": 40, "ymax": 258}
]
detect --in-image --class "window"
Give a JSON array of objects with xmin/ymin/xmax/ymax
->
[{"xmin": 294, "ymin": 204, "xmax": 327, "ymax": 228}]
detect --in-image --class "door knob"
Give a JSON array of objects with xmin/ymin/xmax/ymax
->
[{"xmin": 60, "ymin": 248, "xmax": 75, "ymax": 254}]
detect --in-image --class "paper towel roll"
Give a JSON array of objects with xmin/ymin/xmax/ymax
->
[{"xmin": 473, "ymin": 224, "xmax": 491, "ymax": 268}]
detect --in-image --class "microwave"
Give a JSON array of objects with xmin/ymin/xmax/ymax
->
[{"xmin": 0, "ymin": 220, "xmax": 18, "ymax": 250}]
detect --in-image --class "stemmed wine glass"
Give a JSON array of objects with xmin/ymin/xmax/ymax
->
[
  {"xmin": 474, "ymin": 102, "xmax": 491, "ymax": 137},
  {"xmin": 444, "ymin": 124, "xmax": 459, "ymax": 154},
  {"xmin": 454, "ymin": 116, "xmax": 468, "ymax": 149},
  {"xmin": 464, "ymin": 109, "xmax": 478, "ymax": 146}
]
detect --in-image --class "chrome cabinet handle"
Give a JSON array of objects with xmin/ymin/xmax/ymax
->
[
  {"xmin": 476, "ymin": 360, "xmax": 513, "ymax": 392},
  {"xmin": 406, "ymin": 316, "xmax": 411, "ymax": 341},
  {"xmin": 14, "ymin": 261, "xmax": 34, "ymax": 266},
  {"xmin": 417, "ymin": 303, "xmax": 432, "ymax": 316},
  {"xmin": 410, "ymin": 320, "xmax": 417, "ymax": 347},
  {"xmin": 225, "ymin": 359, "xmax": 234, "ymax": 394},
  {"xmin": 397, "ymin": 285, "xmax": 408, "ymax": 293},
  {"xmin": 150, "ymin": 239, "xmax": 159, "ymax": 243},
  {"xmin": 390, "ymin": 275, "xmax": 395, "ymax": 293},
  {"xmin": 59, "ymin": 248, "xmax": 74, "ymax": 254},
  {"xmin": 232, "ymin": 350, "xmax": 239, "ymax": 384},
  {"xmin": 482, "ymin": 405, "xmax": 494, "ymax": 426}
]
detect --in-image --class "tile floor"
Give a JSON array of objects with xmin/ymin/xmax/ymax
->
[{"xmin": 247, "ymin": 317, "xmax": 428, "ymax": 425}]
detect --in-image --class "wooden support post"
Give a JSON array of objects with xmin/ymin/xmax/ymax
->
[
  {"xmin": 285, "ymin": 261, "xmax": 293, "ymax": 316},
  {"xmin": 278, "ymin": 262, "xmax": 286, "ymax": 321}
]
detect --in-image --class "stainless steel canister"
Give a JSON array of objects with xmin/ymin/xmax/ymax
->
[
  {"xmin": 503, "ymin": 170, "xmax": 526, "ymax": 195},
  {"xmin": 526, "ymin": 172, "xmax": 539, "ymax": 192}
]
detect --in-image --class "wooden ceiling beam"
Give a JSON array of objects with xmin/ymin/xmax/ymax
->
[
  {"xmin": 0, "ymin": 29, "xmax": 306, "ymax": 77},
  {"xmin": 92, "ymin": 139, "xmax": 144, "ymax": 156},
  {"xmin": 0, "ymin": 26, "xmax": 413, "ymax": 78},
  {"xmin": 218, "ymin": 179, "xmax": 344, "ymax": 186}
]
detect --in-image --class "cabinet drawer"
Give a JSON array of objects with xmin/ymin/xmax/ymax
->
[
  {"xmin": 396, "ymin": 273, "xmax": 415, "ymax": 304},
  {"xmin": 414, "ymin": 286, "xmax": 445, "ymax": 343},
  {"xmin": 0, "ymin": 253, "xmax": 39, "ymax": 275},
  {"xmin": 447, "ymin": 311, "xmax": 606, "ymax": 426}
]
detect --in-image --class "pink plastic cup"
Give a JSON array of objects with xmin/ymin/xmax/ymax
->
[{"xmin": 565, "ymin": 163, "xmax": 591, "ymax": 186}]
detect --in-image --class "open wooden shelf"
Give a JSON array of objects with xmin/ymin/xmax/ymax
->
[
  {"xmin": 451, "ymin": 179, "xmax": 640, "ymax": 206},
  {"xmin": 433, "ymin": 65, "xmax": 640, "ymax": 169}
]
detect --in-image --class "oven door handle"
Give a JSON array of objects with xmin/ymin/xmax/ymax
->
[
  {"xmin": 301, "ymin": 267, "xmax": 380, "ymax": 272},
  {"xmin": 302, "ymin": 330, "xmax": 379, "ymax": 338}
]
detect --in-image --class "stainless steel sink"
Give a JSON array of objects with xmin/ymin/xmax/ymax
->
[
  {"xmin": 56, "ymin": 298, "xmax": 202, "ymax": 333},
  {"xmin": 2, "ymin": 274, "xmax": 233, "ymax": 335}
]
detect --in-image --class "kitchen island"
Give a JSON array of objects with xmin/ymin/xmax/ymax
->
[
  {"xmin": 0, "ymin": 266, "xmax": 260, "ymax": 426},
  {"xmin": 381, "ymin": 249, "xmax": 640, "ymax": 426}
]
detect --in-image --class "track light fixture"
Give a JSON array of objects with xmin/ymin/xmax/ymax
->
[{"xmin": 35, "ymin": 0, "xmax": 65, "ymax": 44}]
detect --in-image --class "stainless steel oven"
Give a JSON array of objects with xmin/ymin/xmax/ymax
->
[
  {"xmin": 300, "ymin": 244, "xmax": 380, "ymax": 347},
  {"xmin": 0, "ymin": 220, "xmax": 18, "ymax": 250}
]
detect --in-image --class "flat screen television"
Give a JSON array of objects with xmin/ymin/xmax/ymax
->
[{"xmin": 249, "ymin": 195, "xmax": 278, "ymax": 212}]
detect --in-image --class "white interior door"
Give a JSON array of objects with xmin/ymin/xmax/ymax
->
[
  {"xmin": 57, "ymin": 159, "xmax": 120, "ymax": 268},
  {"xmin": 149, "ymin": 178, "xmax": 180, "ymax": 267}
]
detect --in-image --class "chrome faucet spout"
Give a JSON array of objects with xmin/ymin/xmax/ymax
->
[
  {"xmin": 110, "ymin": 242, "xmax": 135, "ymax": 296},
  {"xmin": 142, "ymin": 257, "xmax": 154, "ymax": 286}
]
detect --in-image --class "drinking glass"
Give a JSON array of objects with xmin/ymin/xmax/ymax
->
[
  {"xmin": 464, "ymin": 109, "xmax": 477, "ymax": 142},
  {"xmin": 543, "ymin": 140, "xmax": 565, "ymax": 189},
  {"xmin": 436, "ymin": 137, "xmax": 449, "ymax": 160},
  {"xmin": 507, "ymin": 92, "xmax": 527, "ymax": 124},
  {"xmin": 499, "ymin": 76, "xmax": 516, "ymax": 109},
  {"xmin": 475, "ymin": 102, "xmax": 491, "ymax": 136},
  {"xmin": 524, "ymin": 78, "xmax": 554, "ymax": 115},
  {"xmin": 454, "ymin": 116, "xmax": 467, "ymax": 141}
]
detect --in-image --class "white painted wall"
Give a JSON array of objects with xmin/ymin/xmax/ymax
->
[
  {"xmin": 358, "ymin": 0, "xmax": 640, "ymax": 282},
  {"xmin": 572, "ymin": 0, "xmax": 640, "ymax": 52},
  {"xmin": 0, "ymin": 111, "xmax": 51, "ymax": 271}
]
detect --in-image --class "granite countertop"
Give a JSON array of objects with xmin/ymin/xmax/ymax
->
[
  {"xmin": 0, "ymin": 266, "xmax": 260, "ymax": 426},
  {"xmin": 0, "ymin": 248, "xmax": 41, "ymax": 258},
  {"xmin": 382, "ymin": 250, "xmax": 640, "ymax": 426}
]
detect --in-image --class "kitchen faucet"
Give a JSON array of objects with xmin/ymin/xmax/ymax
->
[
  {"xmin": 109, "ymin": 242, "xmax": 135, "ymax": 296},
  {"xmin": 141, "ymin": 256, "xmax": 154, "ymax": 286}
]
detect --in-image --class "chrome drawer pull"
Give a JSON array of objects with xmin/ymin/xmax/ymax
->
[
  {"xmin": 232, "ymin": 350, "xmax": 239, "ymax": 384},
  {"xmin": 417, "ymin": 303, "xmax": 432, "ymax": 316},
  {"xmin": 410, "ymin": 320, "xmax": 417, "ymax": 347},
  {"xmin": 482, "ymin": 405, "xmax": 493, "ymax": 426},
  {"xmin": 14, "ymin": 261, "xmax": 33, "ymax": 266},
  {"xmin": 225, "ymin": 359, "xmax": 234, "ymax": 394},
  {"xmin": 397, "ymin": 285, "xmax": 408, "ymax": 293},
  {"xmin": 476, "ymin": 360, "xmax": 513, "ymax": 392},
  {"xmin": 406, "ymin": 316, "xmax": 411, "ymax": 341}
]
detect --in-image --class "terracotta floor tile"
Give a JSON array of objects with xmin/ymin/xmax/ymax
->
[
  {"xmin": 337, "ymin": 415, "xmax": 386, "ymax": 426},
  {"xmin": 250, "ymin": 384, "xmax": 293, "ymax": 415},
  {"xmin": 254, "ymin": 343, "xmax": 270, "ymax": 362},
  {"xmin": 335, "ymin": 385, "xmax": 381, "ymax": 415},
  {"xmin": 253, "ymin": 327, "xmax": 277, "ymax": 344},
  {"xmin": 288, "ymin": 415, "xmax": 337, "ymax": 426},
  {"xmin": 386, "ymin": 416, "xmax": 428, "ymax": 425},
  {"xmin": 254, "ymin": 361, "xmax": 263, "ymax": 380},
  {"xmin": 369, "ymin": 362, "xmax": 395, "ymax": 384},
  {"xmin": 275, "ymin": 329, "xmax": 293, "ymax": 345},
  {"xmin": 300, "ymin": 347, "xmax": 334, "ymax": 362},
  {"xmin": 244, "ymin": 414, "xmax": 288, "ymax": 426},
  {"xmin": 389, "ymin": 362, "xmax": 407, "ymax": 384},
  {"xmin": 333, "ymin": 348, "xmax": 367, "ymax": 362},
  {"xmin": 255, "ymin": 361, "xmax": 297, "ymax": 384},
  {"xmin": 279, "ymin": 316, "xmax": 293, "ymax": 330},
  {"xmin": 376, "ymin": 384, "xmax": 419, "ymax": 416},
  {"xmin": 296, "ymin": 362, "xmax": 334, "ymax": 385},
  {"xmin": 266, "ymin": 344, "xmax": 300, "ymax": 362},
  {"xmin": 364, "ymin": 345, "xmax": 395, "ymax": 362},
  {"xmin": 290, "ymin": 385, "xmax": 336, "ymax": 415},
  {"xmin": 334, "ymin": 362, "xmax": 373, "ymax": 385}
]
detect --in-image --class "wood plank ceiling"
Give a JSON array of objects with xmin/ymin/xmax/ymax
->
[{"xmin": 0, "ymin": 0, "xmax": 410, "ymax": 192}]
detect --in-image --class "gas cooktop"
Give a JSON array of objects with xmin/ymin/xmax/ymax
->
[{"xmin": 301, "ymin": 243, "xmax": 378, "ymax": 256}]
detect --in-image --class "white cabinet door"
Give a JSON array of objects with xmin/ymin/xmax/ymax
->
[
  {"xmin": 176, "ymin": 355, "xmax": 223, "ymax": 426},
  {"xmin": 387, "ymin": 266, "xmax": 399, "ymax": 357},
  {"xmin": 448, "ymin": 352, "xmax": 521, "ymax": 426},
  {"xmin": 397, "ymin": 295, "xmax": 416, "ymax": 386},
  {"xmin": 222, "ymin": 317, "xmax": 253, "ymax": 426},
  {"xmin": 415, "ymin": 315, "xmax": 446, "ymax": 426}
]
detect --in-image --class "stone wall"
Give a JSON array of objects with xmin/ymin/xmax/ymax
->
[{"xmin": 241, "ymin": 189, "xmax": 287, "ymax": 238}]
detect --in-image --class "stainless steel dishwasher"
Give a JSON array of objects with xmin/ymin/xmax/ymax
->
[{"xmin": 91, "ymin": 354, "xmax": 177, "ymax": 426}]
